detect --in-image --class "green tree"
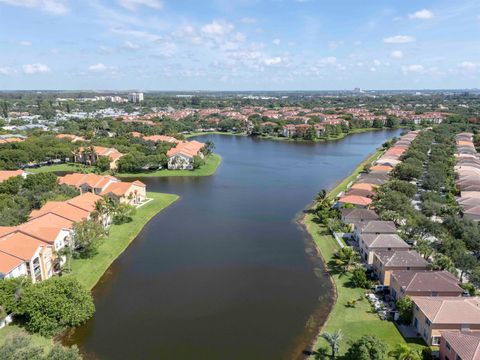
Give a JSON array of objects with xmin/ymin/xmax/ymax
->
[
  {"xmin": 343, "ymin": 335, "xmax": 388, "ymax": 360},
  {"xmin": 17, "ymin": 277, "xmax": 95, "ymax": 336},
  {"xmin": 333, "ymin": 247, "xmax": 360, "ymax": 273},
  {"xmin": 71, "ymin": 219, "xmax": 106, "ymax": 258},
  {"xmin": 320, "ymin": 330, "xmax": 342, "ymax": 359},
  {"xmin": 396, "ymin": 296, "xmax": 413, "ymax": 325},
  {"xmin": 351, "ymin": 267, "xmax": 370, "ymax": 288},
  {"xmin": 388, "ymin": 344, "xmax": 422, "ymax": 360},
  {"xmin": 95, "ymin": 155, "xmax": 111, "ymax": 172}
]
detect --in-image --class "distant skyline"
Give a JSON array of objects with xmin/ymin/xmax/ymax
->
[{"xmin": 0, "ymin": 0, "xmax": 479, "ymax": 90}]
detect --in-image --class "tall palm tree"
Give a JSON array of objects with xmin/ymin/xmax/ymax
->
[
  {"xmin": 320, "ymin": 330, "xmax": 342, "ymax": 359},
  {"xmin": 388, "ymin": 344, "xmax": 422, "ymax": 360}
]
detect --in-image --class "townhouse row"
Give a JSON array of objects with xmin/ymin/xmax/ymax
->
[
  {"xmin": 455, "ymin": 132, "xmax": 480, "ymax": 222},
  {"xmin": 334, "ymin": 130, "xmax": 480, "ymax": 357},
  {"xmin": 72, "ymin": 137, "xmax": 206, "ymax": 171},
  {"xmin": 0, "ymin": 172, "xmax": 146, "ymax": 282}
]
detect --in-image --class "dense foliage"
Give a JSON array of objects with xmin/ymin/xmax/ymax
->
[{"xmin": 0, "ymin": 173, "xmax": 79, "ymax": 225}]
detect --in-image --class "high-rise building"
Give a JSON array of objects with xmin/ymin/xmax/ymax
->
[{"xmin": 128, "ymin": 92, "xmax": 144, "ymax": 103}]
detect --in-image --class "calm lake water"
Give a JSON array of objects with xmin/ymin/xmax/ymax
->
[{"xmin": 66, "ymin": 130, "xmax": 402, "ymax": 360}]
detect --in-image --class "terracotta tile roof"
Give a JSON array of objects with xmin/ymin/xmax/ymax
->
[
  {"xmin": 0, "ymin": 170, "xmax": 25, "ymax": 182},
  {"xmin": 412, "ymin": 296, "xmax": 480, "ymax": 324},
  {"xmin": 78, "ymin": 146, "xmax": 123, "ymax": 162},
  {"xmin": 441, "ymin": 331, "xmax": 480, "ymax": 360},
  {"xmin": 0, "ymin": 231, "xmax": 44, "ymax": 260},
  {"xmin": 374, "ymin": 250, "xmax": 428, "ymax": 267},
  {"xmin": 392, "ymin": 270, "xmax": 462, "ymax": 293},
  {"xmin": 143, "ymin": 135, "xmax": 179, "ymax": 143},
  {"xmin": 338, "ymin": 195, "xmax": 372, "ymax": 206},
  {"xmin": 66, "ymin": 192, "xmax": 102, "ymax": 212},
  {"xmin": 0, "ymin": 251, "xmax": 24, "ymax": 274},
  {"xmin": 59, "ymin": 173, "xmax": 118, "ymax": 189},
  {"xmin": 29, "ymin": 201, "xmax": 90, "ymax": 222},
  {"xmin": 369, "ymin": 165, "xmax": 393, "ymax": 173},
  {"xmin": 18, "ymin": 213, "xmax": 73, "ymax": 244},
  {"xmin": 167, "ymin": 140, "xmax": 205, "ymax": 158},
  {"xmin": 351, "ymin": 183, "xmax": 376, "ymax": 191}
]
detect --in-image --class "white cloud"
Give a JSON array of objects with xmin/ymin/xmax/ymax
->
[
  {"xmin": 272, "ymin": 38, "xmax": 281, "ymax": 45},
  {"xmin": 409, "ymin": 9, "xmax": 434, "ymax": 20},
  {"xmin": 458, "ymin": 61, "xmax": 478, "ymax": 72},
  {"xmin": 383, "ymin": 35, "xmax": 416, "ymax": 44},
  {"xmin": 0, "ymin": 67, "xmax": 15, "ymax": 76},
  {"xmin": 370, "ymin": 67, "xmax": 377, "ymax": 72},
  {"xmin": 110, "ymin": 28, "xmax": 162, "ymax": 41},
  {"xmin": 19, "ymin": 40, "xmax": 32, "ymax": 46},
  {"xmin": 118, "ymin": 0, "xmax": 163, "ymax": 11},
  {"xmin": 390, "ymin": 50, "xmax": 403, "ymax": 59},
  {"xmin": 88, "ymin": 63, "xmax": 108, "ymax": 72},
  {"xmin": 317, "ymin": 56, "xmax": 337, "ymax": 66},
  {"xmin": 373, "ymin": 59, "xmax": 381, "ymax": 67},
  {"xmin": 402, "ymin": 64, "xmax": 425, "ymax": 73},
  {"xmin": 264, "ymin": 57, "xmax": 282, "ymax": 66},
  {"xmin": 22, "ymin": 63, "xmax": 50, "ymax": 74},
  {"xmin": 201, "ymin": 20, "xmax": 234, "ymax": 36},
  {"xmin": 0, "ymin": 0, "xmax": 68, "ymax": 15},
  {"xmin": 123, "ymin": 40, "xmax": 140, "ymax": 50}
]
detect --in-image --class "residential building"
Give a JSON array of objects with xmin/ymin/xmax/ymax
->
[
  {"xmin": 128, "ymin": 92, "xmax": 144, "ymax": 103},
  {"xmin": 0, "ymin": 170, "xmax": 27, "ymax": 183},
  {"xmin": 411, "ymin": 297, "xmax": 480, "ymax": 346},
  {"xmin": 358, "ymin": 233, "xmax": 410, "ymax": 264},
  {"xmin": 390, "ymin": 270, "xmax": 463, "ymax": 300},
  {"xmin": 372, "ymin": 250, "xmax": 429, "ymax": 285},
  {"xmin": 74, "ymin": 146, "xmax": 124, "ymax": 170},
  {"xmin": 354, "ymin": 220, "xmax": 397, "ymax": 240},
  {"xmin": 166, "ymin": 140, "xmax": 205, "ymax": 170},
  {"xmin": 439, "ymin": 331, "xmax": 480, "ymax": 360},
  {"xmin": 340, "ymin": 208, "xmax": 379, "ymax": 224},
  {"xmin": 59, "ymin": 174, "xmax": 146, "ymax": 205}
]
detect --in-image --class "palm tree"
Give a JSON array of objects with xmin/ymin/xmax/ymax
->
[
  {"xmin": 320, "ymin": 330, "xmax": 342, "ymax": 359},
  {"xmin": 388, "ymin": 344, "xmax": 422, "ymax": 360},
  {"xmin": 94, "ymin": 197, "xmax": 114, "ymax": 227},
  {"xmin": 334, "ymin": 247, "xmax": 360, "ymax": 273},
  {"xmin": 315, "ymin": 189, "xmax": 330, "ymax": 206}
]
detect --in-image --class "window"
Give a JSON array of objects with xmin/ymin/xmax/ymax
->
[
  {"xmin": 456, "ymin": 355, "xmax": 463, "ymax": 360},
  {"xmin": 432, "ymin": 336, "xmax": 440, "ymax": 345},
  {"xmin": 446, "ymin": 341, "xmax": 451, "ymax": 351},
  {"xmin": 425, "ymin": 318, "xmax": 431, "ymax": 326},
  {"xmin": 406, "ymin": 266, "xmax": 410, "ymax": 270}
]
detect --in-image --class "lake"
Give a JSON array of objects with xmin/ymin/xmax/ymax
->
[{"xmin": 66, "ymin": 130, "xmax": 402, "ymax": 359}]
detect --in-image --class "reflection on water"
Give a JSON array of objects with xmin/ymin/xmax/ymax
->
[{"xmin": 66, "ymin": 130, "xmax": 402, "ymax": 360}]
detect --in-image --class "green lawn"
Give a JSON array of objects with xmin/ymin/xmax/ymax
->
[
  {"xmin": 27, "ymin": 163, "xmax": 87, "ymax": 174},
  {"xmin": 304, "ymin": 149, "xmax": 426, "ymax": 355},
  {"xmin": 69, "ymin": 192, "xmax": 179, "ymax": 289},
  {"xmin": 0, "ymin": 191, "xmax": 178, "ymax": 350},
  {"xmin": 27, "ymin": 154, "xmax": 222, "ymax": 178},
  {"xmin": 0, "ymin": 325, "xmax": 53, "ymax": 351},
  {"xmin": 116, "ymin": 153, "xmax": 221, "ymax": 178}
]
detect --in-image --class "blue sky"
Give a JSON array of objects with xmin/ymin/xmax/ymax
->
[{"xmin": 0, "ymin": 0, "xmax": 479, "ymax": 90}]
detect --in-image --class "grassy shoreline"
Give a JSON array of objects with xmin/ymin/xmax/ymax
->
[
  {"xmin": 187, "ymin": 127, "xmax": 400, "ymax": 143},
  {"xmin": 28, "ymin": 154, "xmax": 222, "ymax": 178},
  {"xmin": 117, "ymin": 153, "xmax": 221, "ymax": 178},
  {"xmin": 301, "ymin": 148, "xmax": 425, "ymax": 355},
  {"xmin": 0, "ymin": 191, "xmax": 179, "ymax": 350},
  {"xmin": 69, "ymin": 192, "xmax": 179, "ymax": 289}
]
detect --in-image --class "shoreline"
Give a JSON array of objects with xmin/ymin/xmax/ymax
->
[
  {"xmin": 299, "ymin": 145, "xmax": 425, "ymax": 355},
  {"xmin": 0, "ymin": 191, "xmax": 179, "ymax": 351},
  {"xmin": 298, "ymin": 148, "xmax": 382, "ymax": 354},
  {"xmin": 70, "ymin": 191, "xmax": 179, "ymax": 290},
  {"xmin": 28, "ymin": 154, "xmax": 222, "ymax": 179},
  {"xmin": 187, "ymin": 127, "xmax": 403, "ymax": 143}
]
